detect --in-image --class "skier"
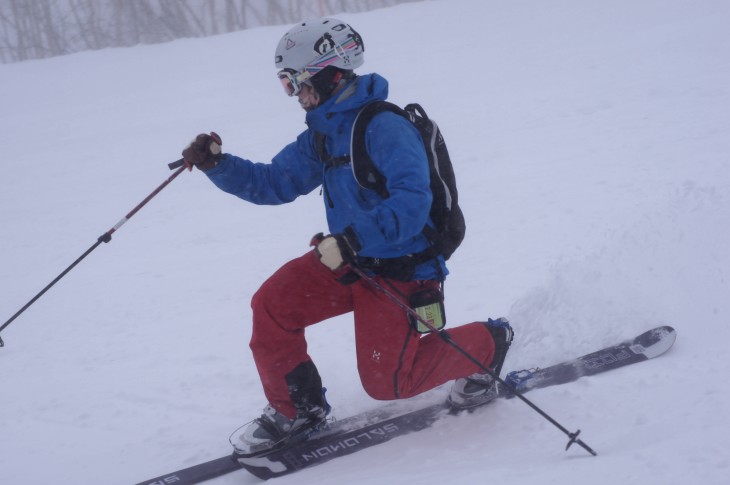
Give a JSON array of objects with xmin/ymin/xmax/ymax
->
[{"xmin": 181, "ymin": 17, "xmax": 513, "ymax": 455}]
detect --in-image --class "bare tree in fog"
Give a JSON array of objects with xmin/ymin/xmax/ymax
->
[{"xmin": 0, "ymin": 0, "xmax": 420, "ymax": 63}]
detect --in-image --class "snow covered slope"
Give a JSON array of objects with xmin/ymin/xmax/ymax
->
[{"xmin": 1, "ymin": 1, "xmax": 728, "ymax": 484}]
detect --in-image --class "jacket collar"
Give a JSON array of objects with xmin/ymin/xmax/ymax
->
[{"xmin": 305, "ymin": 73, "xmax": 389, "ymax": 134}]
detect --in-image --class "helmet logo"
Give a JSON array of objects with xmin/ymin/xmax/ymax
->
[
  {"xmin": 313, "ymin": 33, "xmax": 335, "ymax": 55},
  {"xmin": 349, "ymin": 28, "xmax": 365, "ymax": 51},
  {"xmin": 286, "ymin": 38, "xmax": 295, "ymax": 50}
]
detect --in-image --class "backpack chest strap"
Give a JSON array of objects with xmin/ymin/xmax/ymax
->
[{"xmin": 314, "ymin": 132, "xmax": 352, "ymax": 168}]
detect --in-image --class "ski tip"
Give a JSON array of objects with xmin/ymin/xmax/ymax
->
[
  {"xmin": 632, "ymin": 325, "xmax": 676, "ymax": 359},
  {"xmin": 653, "ymin": 325, "xmax": 675, "ymax": 335}
]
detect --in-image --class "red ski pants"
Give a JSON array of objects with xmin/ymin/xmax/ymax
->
[{"xmin": 249, "ymin": 250, "xmax": 495, "ymax": 418}]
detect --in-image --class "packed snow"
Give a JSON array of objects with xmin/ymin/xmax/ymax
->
[{"xmin": 1, "ymin": 0, "xmax": 728, "ymax": 484}]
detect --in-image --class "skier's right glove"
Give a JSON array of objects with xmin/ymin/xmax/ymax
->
[{"xmin": 182, "ymin": 132, "xmax": 222, "ymax": 172}]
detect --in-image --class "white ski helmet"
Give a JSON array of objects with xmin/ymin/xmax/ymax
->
[{"xmin": 275, "ymin": 18, "xmax": 364, "ymax": 96}]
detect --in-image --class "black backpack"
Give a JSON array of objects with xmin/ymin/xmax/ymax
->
[
  {"xmin": 358, "ymin": 101, "xmax": 466, "ymax": 260},
  {"xmin": 316, "ymin": 101, "xmax": 465, "ymax": 261}
]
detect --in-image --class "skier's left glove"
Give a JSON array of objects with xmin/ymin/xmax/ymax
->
[{"xmin": 311, "ymin": 230, "xmax": 360, "ymax": 271}]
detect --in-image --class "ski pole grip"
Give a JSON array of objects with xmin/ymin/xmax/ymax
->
[{"xmin": 168, "ymin": 158, "xmax": 185, "ymax": 170}]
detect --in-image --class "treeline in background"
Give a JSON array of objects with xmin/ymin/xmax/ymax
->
[{"xmin": 0, "ymin": 0, "xmax": 419, "ymax": 63}]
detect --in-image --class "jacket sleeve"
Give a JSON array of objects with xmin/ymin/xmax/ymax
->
[
  {"xmin": 348, "ymin": 112, "xmax": 433, "ymax": 251},
  {"xmin": 203, "ymin": 131, "xmax": 322, "ymax": 205}
]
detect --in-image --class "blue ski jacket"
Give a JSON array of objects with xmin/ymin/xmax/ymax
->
[{"xmin": 204, "ymin": 73, "xmax": 447, "ymax": 281}]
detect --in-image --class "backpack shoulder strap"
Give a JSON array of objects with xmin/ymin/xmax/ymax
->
[{"xmin": 350, "ymin": 101, "xmax": 407, "ymax": 199}]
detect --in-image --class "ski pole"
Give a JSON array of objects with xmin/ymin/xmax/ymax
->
[
  {"xmin": 0, "ymin": 160, "xmax": 187, "ymax": 347},
  {"xmin": 348, "ymin": 265, "xmax": 598, "ymax": 457}
]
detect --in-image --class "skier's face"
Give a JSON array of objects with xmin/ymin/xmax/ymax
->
[
  {"xmin": 277, "ymin": 68, "xmax": 319, "ymax": 111},
  {"xmin": 296, "ymin": 83, "xmax": 320, "ymax": 112}
]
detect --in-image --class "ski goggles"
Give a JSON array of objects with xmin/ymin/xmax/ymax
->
[{"xmin": 277, "ymin": 68, "xmax": 313, "ymax": 97}]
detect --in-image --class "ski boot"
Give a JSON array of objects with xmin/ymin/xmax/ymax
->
[
  {"xmin": 231, "ymin": 393, "xmax": 331, "ymax": 457},
  {"xmin": 448, "ymin": 318, "xmax": 514, "ymax": 411}
]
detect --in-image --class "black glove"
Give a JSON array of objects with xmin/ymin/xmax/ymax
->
[{"xmin": 182, "ymin": 132, "xmax": 222, "ymax": 171}]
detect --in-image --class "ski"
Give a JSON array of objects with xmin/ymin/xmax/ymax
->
[
  {"xmin": 134, "ymin": 455, "xmax": 242, "ymax": 485},
  {"xmin": 134, "ymin": 325, "xmax": 676, "ymax": 484},
  {"xmin": 504, "ymin": 324, "xmax": 677, "ymax": 393}
]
